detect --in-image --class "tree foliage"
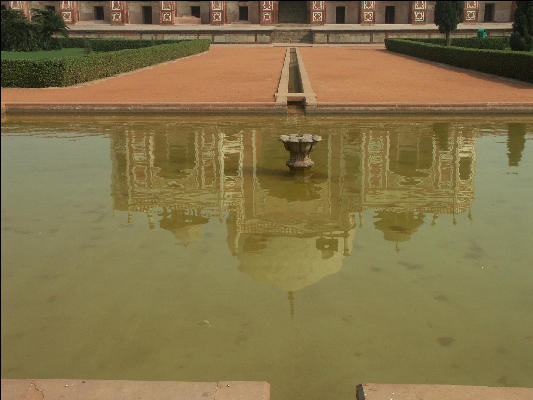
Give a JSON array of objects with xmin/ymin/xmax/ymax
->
[
  {"xmin": 31, "ymin": 8, "xmax": 69, "ymax": 49},
  {"xmin": 1, "ymin": 9, "xmax": 39, "ymax": 51},
  {"xmin": 1, "ymin": 8, "xmax": 69, "ymax": 52},
  {"xmin": 510, "ymin": 1, "xmax": 533, "ymax": 51},
  {"xmin": 434, "ymin": 1, "xmax": 464, "ymax": 46}
]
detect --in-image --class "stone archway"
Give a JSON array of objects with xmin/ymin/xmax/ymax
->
[{"xmin": 278, "ymin": 1, "xmax": 307, "ymax": 23}]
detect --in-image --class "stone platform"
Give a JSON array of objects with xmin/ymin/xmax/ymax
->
[
  {"xmin": 1, "ymin": 379, "xmax": 270, "ymax": 400},
  {"xmin": 68, "ymin": 23, "xmax": 512, "ymax": 44}
]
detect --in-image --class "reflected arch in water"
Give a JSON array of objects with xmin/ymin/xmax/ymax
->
[
  {"xmin": 237, "ymin": 235, "xmax": 346, "ymax": 293},
  {"xmin": 159, "ymin": 208, "xmax": 209, "ymax": 247},
  {"xmin": 373, "ymin": 211, "xmax": 425, "ymax": 252},
  {"xmin": 507, "ymin": 123, "xmax": 527, "ymax": 167}
]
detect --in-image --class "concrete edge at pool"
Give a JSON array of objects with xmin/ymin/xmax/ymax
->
[
  {"xmin": 3, "ymin": 380, "xmax": 533, "ymax": 399},
  {"xmin": 307, "ymin": 102, "xmax": 533, "ymax": 114},
  {"xmin": 0, "ymin": 379, "xmax": 270, "ymax": 400},
  {"xmin": 0, "ymin": 102, "xmax": 287, "ymax": 114},
  {"xmin": 356, "ymin": 383, "xmax": 533, "ymax": 400},
  {"xmin": 3, "ymin": 102, "xmax": 533, "ymax": 114}
]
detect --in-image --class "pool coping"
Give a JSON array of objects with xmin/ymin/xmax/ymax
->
[
  {"xmin": 2, "ymin": 101, "xmax": 533, "ymax": 114},
  {"xmin": 307, "ymin": 102, "xmax": 533, "ymax": 114},
  {"xmin": 2, "ymin": 380, "xmax": 532, "ymax": 400},
  {"xmin": 0, "ymin": 102, "xmax": 286, "ymax": 114},
  {"xmin": 356, "ymin": 383, "xmax": 533, "ymax": 400},
  {"xmin": 1, "ymin": 379, "xmax": 270, "ymax": 400}
]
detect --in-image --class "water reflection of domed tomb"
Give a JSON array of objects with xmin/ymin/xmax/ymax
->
[{"xmin": 111, "ymin": 123, "xmax": 477, "ymax": 292}]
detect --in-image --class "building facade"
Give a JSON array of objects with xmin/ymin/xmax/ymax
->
[{"xmin": 2, "ymin": 1, "xmax": 516, "ymax": 26}]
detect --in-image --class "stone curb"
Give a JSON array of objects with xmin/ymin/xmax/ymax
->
[
  {"xmin": 3, "ymin": 101, "xmax": 533, "ymax": 114},
  {"xmin": 274, "ymin": 48, "xmax": 291, "ymax": 106},
  {"xmin": 356, "ymin": 383, "xmax": 533, "ymax": 400},
  {"xmin": 2, "ymin": 102, "xmax": 286, "ymax": 114},
  {"xmin": 1, "ymin": 379, "xmax": 270, "ymax": 400},
  {"xmin": 307, "ymin": 102, "xmax": 533, "ymax": 114}
]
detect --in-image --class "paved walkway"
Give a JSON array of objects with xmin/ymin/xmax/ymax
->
[
  {"xmin": 2, "ymin": 46, "xmax": 532, "ymax": 113},
  {"xmin": 1, "ymin": 47, "xmax": 285, "ymax": 104},
  {"xmin": 299, "ymin": 47, "xmax": 533, "ymax": 104}
]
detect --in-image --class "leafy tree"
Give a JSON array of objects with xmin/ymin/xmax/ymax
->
[
  {"xmin": 1, "ymin": 8, "xmax": 69, "ymax": 52},
  {"xmin": 434, "ymin": 1, "xmax": 464, "ymax": 46},
  {"xmin": 510, "ymin": 1, "xmax": 533, "ymax": 51},
  {"xmin": 30, "ymin": 8, "xmax": 69, "ymax": 50},
  {"xmin": 1, "ymin": 9, "xmax": 39, "ymax": 51}
]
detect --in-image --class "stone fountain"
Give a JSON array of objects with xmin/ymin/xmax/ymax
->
[{"xmin": 279, "ymin": 134, "xmax": 322, "ymax": 170}]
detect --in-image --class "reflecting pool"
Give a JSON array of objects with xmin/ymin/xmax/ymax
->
[{"xmin": 1, "ymin": 115, "xmax": 533, "ymax": 400}]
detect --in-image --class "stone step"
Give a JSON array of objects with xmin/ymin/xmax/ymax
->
[{"xmin": 271, "ymin": 30, "xmax": 313, "ymax": 43}]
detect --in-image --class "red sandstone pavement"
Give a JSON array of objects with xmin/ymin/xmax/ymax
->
[
  {"xmin": 299, "ymin": 47, "xmax": 533, "ymax": 104},
  {"xmin": 3, "ymin": 46, "xmax": 533, "ymax": 112},
  {"xmin": 0, "ymin": 47, "xmax": 285, "ymax": 104}
]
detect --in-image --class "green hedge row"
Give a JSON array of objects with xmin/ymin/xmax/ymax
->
[
  {"xmin": 385, "ymin": 39, "xmax": 533, "ymax": 83},
  {"xmin": 55, "ymin": 37, "xmax": 185, "ymax": 52},
  {"xmin": 1, "ymin": 39, "xmax": 210, "ymax": 87},
  {"xmin": 409, "ymin": 36, "xmax": 510, "ymax": 50}
]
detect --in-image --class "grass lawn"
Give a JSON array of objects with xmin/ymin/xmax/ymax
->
[{"xmin": 1, "ymin": 48, "xmax": 87, "ymax": 60}]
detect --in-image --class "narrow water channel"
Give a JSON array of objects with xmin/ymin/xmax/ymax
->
[
  {"xmin": 1, "ymin": 115, "xmax": 533, "ymax": 400},
  {"xmin": 288, "ymin": 48, "xmax": 303, "ymax": 94}
]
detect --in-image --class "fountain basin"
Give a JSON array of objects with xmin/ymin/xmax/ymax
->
[{"xmin": 279, "ymin": 134, "xmax": 322, "ymax": 170}]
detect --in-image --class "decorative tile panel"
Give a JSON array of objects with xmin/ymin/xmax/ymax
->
[
  {"xmin": 160, "ymin": 1, "xmax": 175, "ymax": 24},
  {"xmin": 210, "ymin": 1, "xmax": 226, "ymax": 24},
  {"xmin": 161, "ymin": 1, "xmax": 172, "ymax": 11},
  {"xmin": 59, "ymin": 0, "xmax": 78, "ymax": 24},
  {"xmin": 109, "ymin": 1, "xmax": 127, "ymax": 25},
  {"xmin": 360, "ymin": 1, "xmax": 376, "ymax": 24},
  {"xmin": 310, "ymin": 1, "xmax": 325, "ymax": 24},
  {"xmin": 260, "ymin": 1, "xmax": 277, "ymax": 25},
  {"xmin": 464, "ymin": 1, "xmax": 479, "ymax": 22},
  {"xmin": 61, "ymin": 10, "xmax": 73, "ymax": 22},
  {"xmin": 411, "ymin": 1, "xmax": 426, "ymax": 24}
]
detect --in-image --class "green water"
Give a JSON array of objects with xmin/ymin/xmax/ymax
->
[{"xmin": 1, "ymin": 115, "xmax": 533, "ymax": 400}]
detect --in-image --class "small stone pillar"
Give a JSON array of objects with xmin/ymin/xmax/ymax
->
[
  {"xmin": 59, "ymin": 1, "xmax": 79, "ymax": 24},
  {"xmin": 260, "ymin": 1, "xmax": 278, "ymax": 24},
  {"xmin": 463, "ymin": 1, "xmax": 479, "ymax": 23},
  {"xmin": 309, "ymin": 1, "xmax": 326, "ymax": 25},
  {"xmin": 209, "ymin": 1, "xmax": 226, "ymax": 25},
  {"xmin": 8, "ymin": 1, "xmax": 31, "ymax": 20},
  {"xmin": 160, "ymin": 1, "xmax": 175, "ymax": 25},
  {"xmin": 360, "ymin": 1, "xmax": 376, "ymax": 25},
  {"xmin": 410, "ymin": 1, "xmax": 427, "ymax": 24},
  {"xmin": 110, "ymin": 1, "xmax": 128, "ymax": 25}
]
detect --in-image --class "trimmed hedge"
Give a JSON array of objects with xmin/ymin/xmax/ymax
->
[
  {"xmin": 409, "ymin": 36, "xmax": 510, "ymax": 50},
  {"xmin": 385, "ymin": 38, "xmax": 533, "ymax": 83},
  {"xmin": 1, "ymin": 39, "xmax": 210, "ymax": 87},
  {"xmin": 55, "ymin": 37, "xmax": 185, "ymax": 52}
]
